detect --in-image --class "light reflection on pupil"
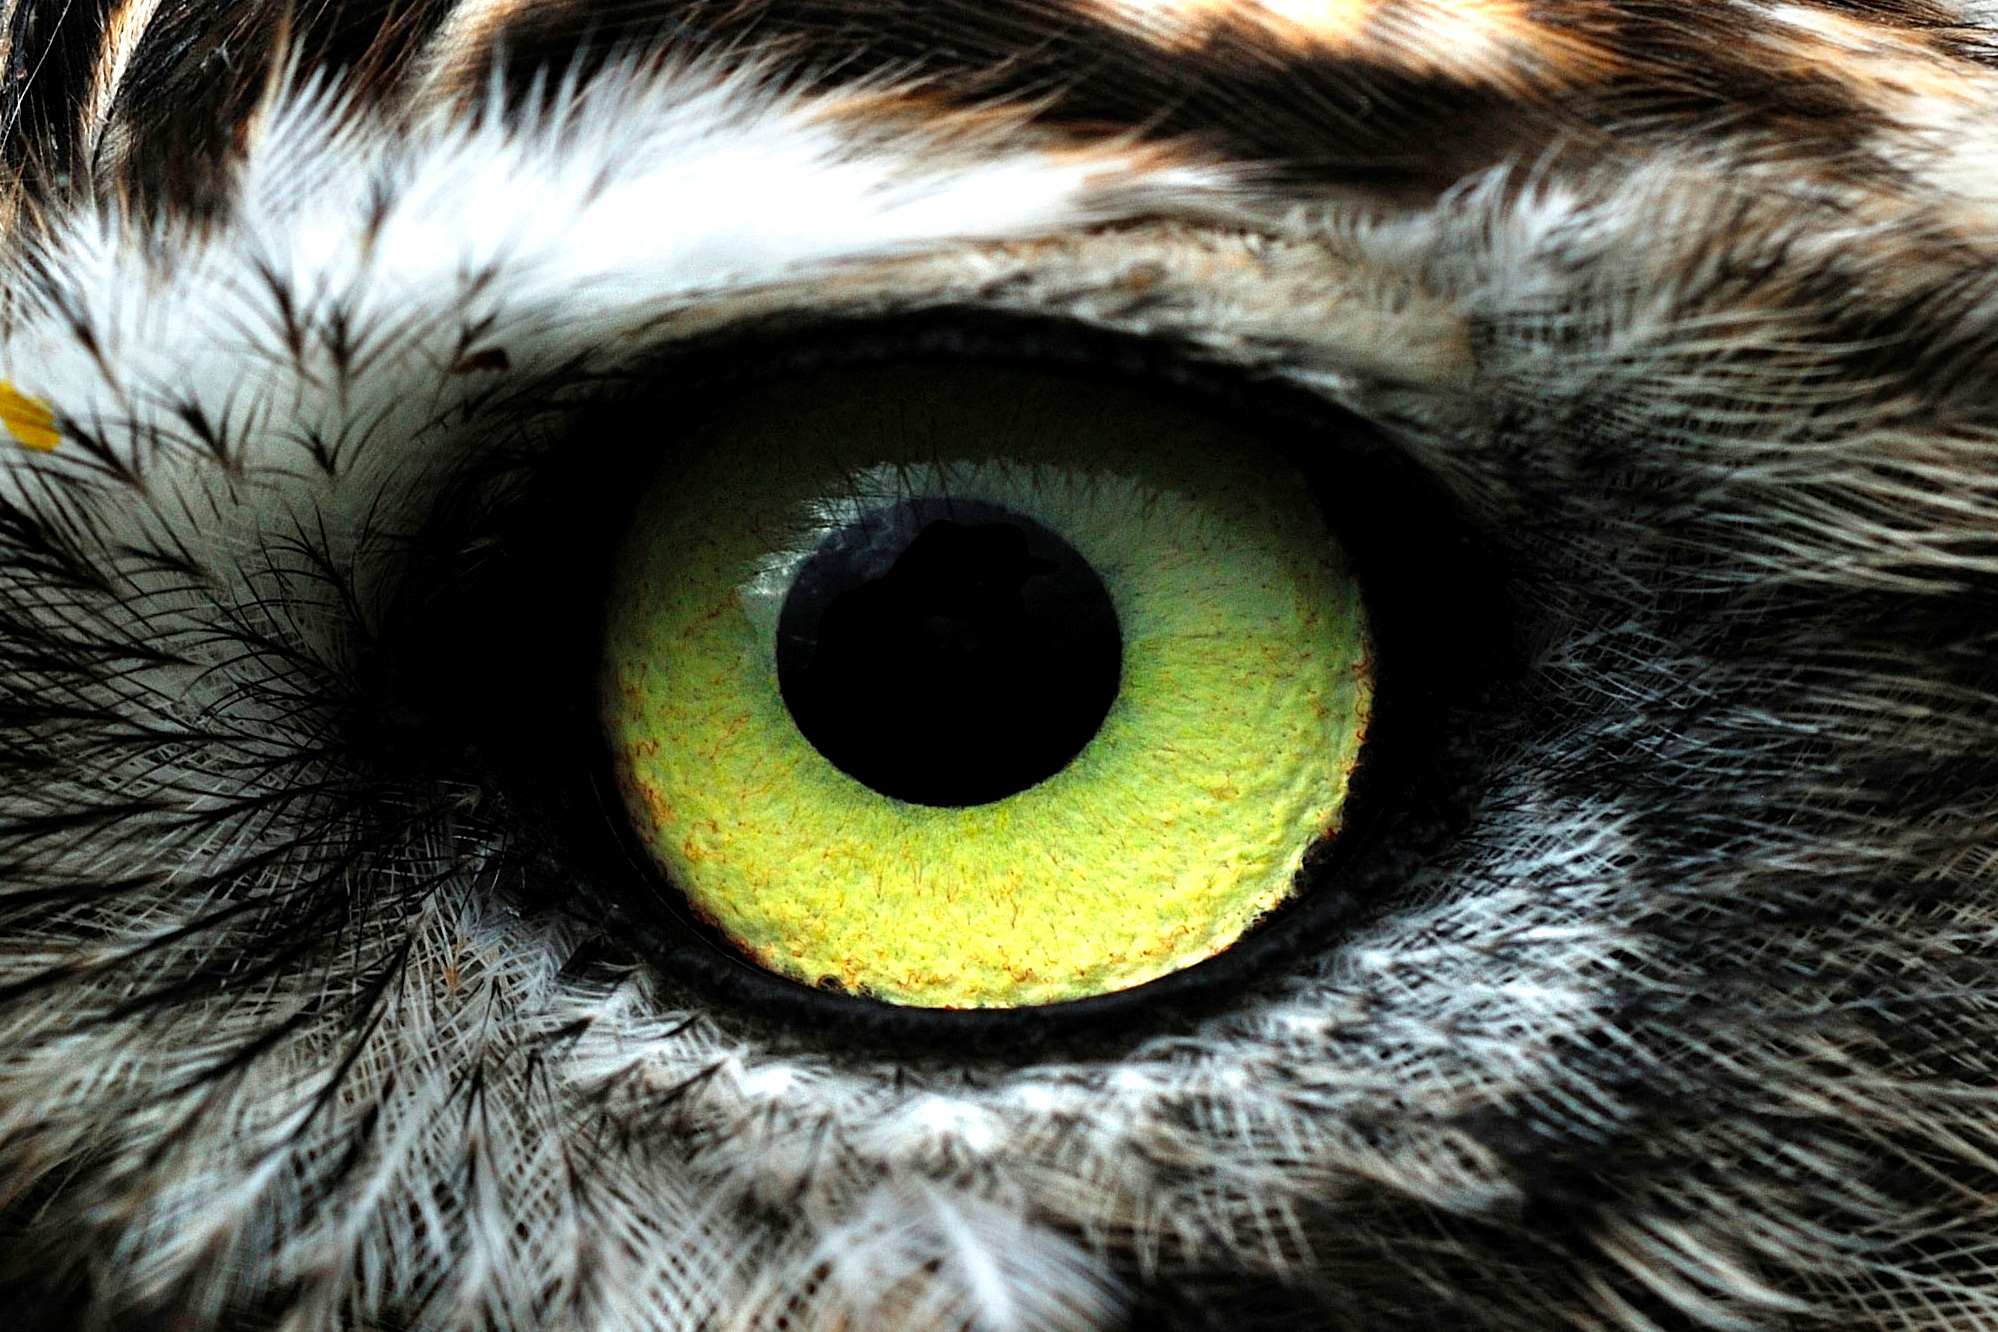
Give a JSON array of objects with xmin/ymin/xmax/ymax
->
[{"xmin": 775, "ymin": 497, "xmax": 1122, "ymax": 807}]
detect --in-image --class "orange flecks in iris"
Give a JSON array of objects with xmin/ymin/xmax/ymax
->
[{"xmin": 0, "ymin": 383, "xmax": 58, "ymax": 451}]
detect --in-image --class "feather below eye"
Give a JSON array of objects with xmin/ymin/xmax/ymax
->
[{"xmin": 1, "ymin": 2, "xmax": 1998, "ymax": 1332}]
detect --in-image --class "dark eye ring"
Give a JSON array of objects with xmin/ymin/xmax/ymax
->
[{"xmin": 365, "ymin": 313, "xmax": 1517, "ymax": 1055}]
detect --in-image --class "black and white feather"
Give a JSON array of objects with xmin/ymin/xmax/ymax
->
[{"xmin": 2, "ymin": 0, "xmax": 1998, "ymax": 1329}]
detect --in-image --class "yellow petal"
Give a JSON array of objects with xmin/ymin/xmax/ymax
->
[{"xmin": 0, "ymin": 383, "xmax": 58, "ymax": 451}]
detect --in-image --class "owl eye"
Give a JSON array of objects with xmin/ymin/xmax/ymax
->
[
  {"xmin": 395, "ymin": 316, "xmax": 1507, "ymax": 1046},
  {"xmin": 599, "ymin": 362, "xmax": 1374, "ymax": 1009}
]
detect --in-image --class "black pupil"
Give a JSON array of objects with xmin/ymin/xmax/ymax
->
[{"xmin": 776, "ymin": 497, "xmax": 1123, "ymax": 807}]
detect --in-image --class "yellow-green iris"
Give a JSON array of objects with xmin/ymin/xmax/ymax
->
[{"xmin": 601, "ymin": 364, "xmax": 1372, "ymax": 1008}]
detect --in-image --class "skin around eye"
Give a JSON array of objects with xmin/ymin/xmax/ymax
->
[{"xmin": 600, "ymin": 363, "xmax": 1372, "ymax": 1008}]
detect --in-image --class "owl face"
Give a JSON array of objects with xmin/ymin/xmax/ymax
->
[{"xmin": 0, "ymin": 2, "xmax": 1995, "ymax": 1329}]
